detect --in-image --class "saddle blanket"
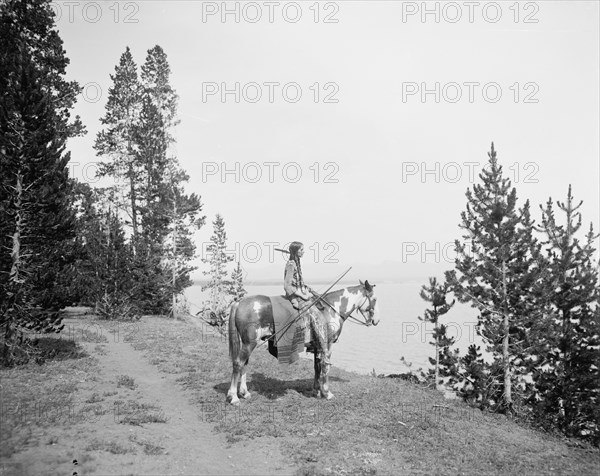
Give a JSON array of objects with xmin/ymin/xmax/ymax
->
[{"xmin": 270, "ymin": 296, "xmax": 307, "ymax": 364}]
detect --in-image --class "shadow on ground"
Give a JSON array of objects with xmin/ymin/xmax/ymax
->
[
  {"xmin": 214, "ymin": 372, "xmax": 349, "ymax": 399},
  {"xmin": 33, "ymin": 337, "xmax": 88, "ymax": 362}
]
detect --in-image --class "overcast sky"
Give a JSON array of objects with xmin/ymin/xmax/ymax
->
[{"xmin": 56, "ymin": 1, "xmax": 599, "ymax": 280}]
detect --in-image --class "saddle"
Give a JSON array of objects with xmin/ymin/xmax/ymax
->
[{"xmin": 289, "ymin": 296, "xmax": 325, "ymax": 312}]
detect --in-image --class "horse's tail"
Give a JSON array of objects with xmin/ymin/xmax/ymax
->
[{"xmin": 228, "ymin": 300, "xmax": 241, "ymax": 362}]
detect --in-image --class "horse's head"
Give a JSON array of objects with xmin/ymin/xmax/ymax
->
[{"xmin": 358, "ymin": 279, "xmax": 380, "ymax": 326}]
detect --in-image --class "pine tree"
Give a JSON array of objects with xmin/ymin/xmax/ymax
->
[
  {"xmin": 202, "ymin": 215, "xmax": 234, "ymax": 325},
  {"xmin": 418, "ymin": 277, "xmax": 456, "ymax": 390},
  {"xmin": 140, "ymin": 45, "xmax": 179, "ymax": 141},
  {"xmin": 94, "ymin": 46, "xmax": 142, "ymax": 250},
  {"xmin": 0, "ymin": 0, "xmax": 84, "ymax": 363},
  {"xmin": 95, "ymin": 45, "xmax": 201, "ymax": 315},
  {"xmin": 0, "ymin": 0, "xmax": 84, "ymax": 137},
  {"xmin": 133, "ymin": 94, "xmax": 170, "ymax": 253},
  {"xmin": 447, "ymin": 143, "xmax": 545, "ymax": 413},
  {"xmin": 228, "ymin": 262, "xmax": 247, "ymax": 303},
  {"xmin": 134, "ymin": 45, "xmax": 198, "ymax": 314},
  {"xmin": 136, "ymin": 44, "xmax": 179, "ymax": 246},
  {"xmin": 532, "ymin": 185, "xmax": 600, "ymax": 442}
]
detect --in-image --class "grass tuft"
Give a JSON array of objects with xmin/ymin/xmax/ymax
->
[
  {"xmin": 114, "ymin": 400, "xmax": 168, "ymax": 426},
  {"xmin": 116, "ymin": 375, "xmax": 136, "ymax": 389},
  {"xmin": 128, "ymin": 435, "xmax": 165, "ymax": 455},
  {"xmin": 85, "ymin": 439, "xmax": 135, "ymax": 455},
  {"xmin": 85, "ymin": 392, "xmax": 103, "ymax": 404}
]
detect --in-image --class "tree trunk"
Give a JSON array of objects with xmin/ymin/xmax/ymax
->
[
  {"xmin": 501, "ymin": 259, "xmax": 512, "ymax": 412},
  {"xmin": 9, "ymin": 173, "xmax": 23, "ymax": 285},
  {"xmin": 145, "ymin": 155, "xmax": 152, "ymax": 259},
  {"xmin": 434, "ymin": 306, "xmax": 440, "ymax": 391},
  {"xmin": 5, "ymin": 172, "xmax": 24, "ymax": 359},
  {"xmin": 171, "ymin": 192, "xmax": 177, "ymax": 318},
  {"xmin": 435, "ymin": 339, "xmax": 440, "ymax": 391},
  {"xmin": 128, "ymin": 161, "xmax": 138, "ymax": 256}
]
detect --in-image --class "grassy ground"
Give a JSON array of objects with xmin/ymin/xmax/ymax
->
[
  {"xmin": 1, "ymin": 312, "xmax": 598, "ymax": 475},
  {"xmin": 130, "ymin": 315, "xmax": 599, "ymax": 475}
]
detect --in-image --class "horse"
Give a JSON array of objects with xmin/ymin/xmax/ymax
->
[{"xmin": 226, "ymin": 280, "xmax": 380, "ymax": 405}]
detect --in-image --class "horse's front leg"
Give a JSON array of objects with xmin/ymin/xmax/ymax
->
[
  {"xmin": 311, "ymin": 313, "xmax": 334, "ymax": 400},
  {"xmin": 318, "ymin": 348, "xmax": 334, "ymax": 400},
  {"xmin": 313, "ymin": 351, "xmax": 322, "ymax": 398}
]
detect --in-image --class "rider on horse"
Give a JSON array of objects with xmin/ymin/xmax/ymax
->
[
  {"xmin": 225, "ymin": 246, "xmax": 379, "ymax": 404},
  {"xmin": 284, "ymin": 241, "xmax": 312, "ymax": 310},
  {"xmin": 284, "ymin": 241, "xmax": 328, "ymax": 356}
]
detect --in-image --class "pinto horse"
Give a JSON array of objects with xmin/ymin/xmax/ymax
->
[{"xmin": 227, "ymin": 280, "xmax": 380, "ymax": 405}]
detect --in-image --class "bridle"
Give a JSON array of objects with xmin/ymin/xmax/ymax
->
[{"xmin": 344, "ymin": 291, "xmax": 377, "ymax": 326}]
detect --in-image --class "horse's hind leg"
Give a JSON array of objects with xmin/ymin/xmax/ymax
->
[
  {"xmin": 238, "ymin": 341, "xmax": 256, "ymax": 400},
  {"xmin": 227, "ymin": 362, "xmax": 242, "ymax": 405},
  {"xmin": 227, "ymin": 342, "xmax": 254, "ymax": 405}
]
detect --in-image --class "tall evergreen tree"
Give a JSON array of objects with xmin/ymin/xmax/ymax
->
[
  {"xmin": 133, "ymin": 95, "xmax": 170, "ymax": 253},
  {"xmin": 136, "ymin": 45, "xmax": 182, "ymax": 258},
  {"xmin": 447, "ymin": 143, "xmax": 545, "ymax": 412},
  {"xmin": 0, "ymin": 0, "xmax": 84, "ymax": 137},
  {"xmin": 94, "ymin": 45, "xmax": 202, "ymax": 315},
  {"xmin": 95, "ymin": 46, "xmax": 142, "ymax": 250},
  {"xmin": 140, "ymin": 45, "xmax": 179, "ymax": 141},
  {"xmin": 418, "ymin": 277, "xmax": 456, "ymax": 390},
  {"xmin": 0, "ymin": 0, "xmax": 84, "ymax": 363},
  {"xmin": 531, "ymin": 185, "xmax": 600, "ymax": 442},
  {"xmin": 136, "ymin": 46, "xmax": 201, "ymax": 313}
]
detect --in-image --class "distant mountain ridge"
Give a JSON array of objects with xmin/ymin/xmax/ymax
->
[{"xmin": 192, "ymin": 260, "xmax": 450, "ymax": 286}]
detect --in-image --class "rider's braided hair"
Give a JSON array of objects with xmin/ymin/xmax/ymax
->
[{"xmin": 288, "ymin": 241, "xmax": 304, "ymax": 289}]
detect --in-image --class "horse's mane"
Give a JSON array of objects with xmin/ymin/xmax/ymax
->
[{"xmin": 322, "ymin": 284, "xmax": 363, "ymax": 302}]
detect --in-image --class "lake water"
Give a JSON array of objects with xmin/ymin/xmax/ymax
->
[{"xmin": 185, "ymin": 282, "xmax": 481, "ymax": 376}]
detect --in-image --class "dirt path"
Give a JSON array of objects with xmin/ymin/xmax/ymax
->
[
  {"xmin": 3, "ymin": 316, "xmax": 296, "ymax": 476},
  {"xmin": 86, "ymin": 325, "xmax": 295, "ymax": 475}
]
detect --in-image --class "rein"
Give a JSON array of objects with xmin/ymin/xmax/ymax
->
[
  {"xmin": 313, "ymin": 290, "xmax": 374, "ymax": 327},
  {"xmin": 255, "ymin": 268, "xmax": 353, "ymax": 348}
]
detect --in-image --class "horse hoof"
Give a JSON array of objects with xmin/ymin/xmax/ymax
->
[
  {"xmin": 325, "ymin": 391, "xmax": 334, "ymax": 400},
  {"xmin": 240, "ymin": 391, "xmax": 252, "ymax": 400},
  {"xmin": 226, "ymin": 395, "xmax": 240, "ymax": 405},
  {"xmin": 313, "ymin": 389, "xmax": 322, "ymax": 398}
]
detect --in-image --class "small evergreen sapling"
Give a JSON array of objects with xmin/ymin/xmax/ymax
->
[
  {"xmin": 201, "ymin": 214, "xmax": 234, "ymax": 326},
  {"xmin": 418, "ymin": 277, "xmax": 457, "ymax": 390}
]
